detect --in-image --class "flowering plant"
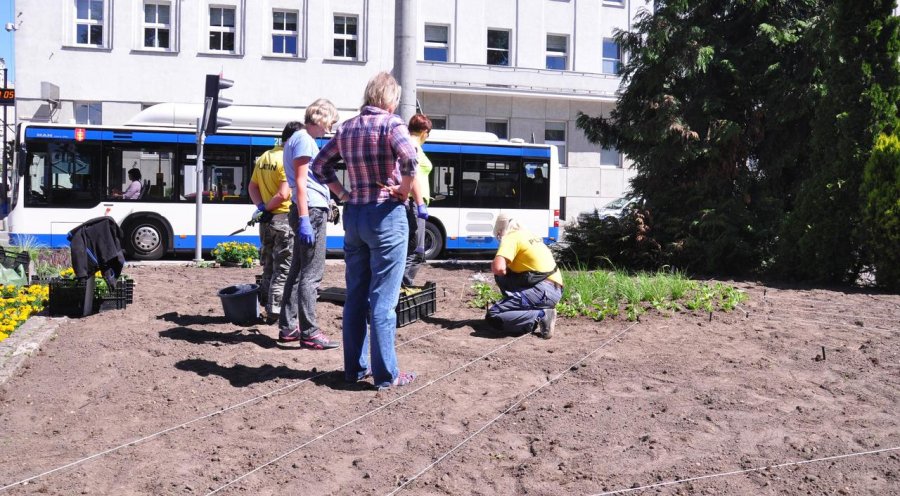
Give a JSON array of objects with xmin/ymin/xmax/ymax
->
[
  {"xmin": 212, "ymin": 242, "xmax": 259, "ymax": 268},
  {"xmin": 0, "ymin": 284, "xmax": 49, "ymax": 342},
  {"xmin": 58, "ymin": 267, "xmax": 111, "ymax": 298}
]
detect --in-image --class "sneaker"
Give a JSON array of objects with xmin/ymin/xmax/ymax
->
[
  {"xmin": 278, "ymin": 328, "xmax": 301, "ymax": 342},
  {"xmin": 538, "ymin": 309, "xmax": 556, "ymax": 339},
  {"xmin": 299, "ymin": 332, "xmax": 340, "ymax": 350}
]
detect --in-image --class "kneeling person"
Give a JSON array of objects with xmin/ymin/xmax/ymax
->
[{"xmin": 485, "ymin": 214, "xmax": 563, "ymax": 339}]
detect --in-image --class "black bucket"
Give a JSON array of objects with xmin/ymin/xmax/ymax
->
[{"xmin": 217, "ymin": 284, "xmax": 260, "ymax": 325}]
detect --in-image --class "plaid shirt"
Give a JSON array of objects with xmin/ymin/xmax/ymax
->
[{"xmin": 312, "ymin": 106, "xmax": 417, "ymax": 204}]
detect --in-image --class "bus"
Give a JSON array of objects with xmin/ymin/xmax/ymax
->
[{"xmin": 5, "ymin": 108, "xmax": 560, "ymax": 260}]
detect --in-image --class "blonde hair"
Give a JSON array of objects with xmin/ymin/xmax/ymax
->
[
  {"xmin": 305, "ymin": 98, "xmax": 339, "ymax": 129},
  {"xmin": 363, "ymin": 72, "xmax": 401, "ymax": 111},
  {"xmin": 493, "ymin": 214, "xmax": 521, "ymax": 240}
]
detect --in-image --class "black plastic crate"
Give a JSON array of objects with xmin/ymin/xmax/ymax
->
[
  {"xmin": 396, "ymin": 282, "xmax": 437, "ymax": 327},
  {"xmin": 48, "ymin": 277, "xmax": 132, "ymax": 316},
  {"xmin": 48, "ymin": 278, "xmax": 93, "ymax": 317},
  {"xmin": 0, "ymin": 247, "xmax": 30, "ymax": 272}
]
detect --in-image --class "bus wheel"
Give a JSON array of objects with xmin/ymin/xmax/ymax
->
[
  {"xmin": 423, "ymin": 221, "xmax": 444, "ymax": 260},
  {"xmin": 125, "ymin": 219, "xmax": 166, "ymax": 260}
]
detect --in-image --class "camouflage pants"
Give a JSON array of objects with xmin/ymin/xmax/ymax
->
[{"xmin": 258, "ymin": 213, "xmax": 294, "ymax": 313}]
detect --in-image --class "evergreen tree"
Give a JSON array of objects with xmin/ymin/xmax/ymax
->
[
  {"xmin": 776, "ymin": 0, "xmax": 900, "ymax": 284},
  {"xmin": 577, "ymin": 0, "xmax": 824, "ymax": 275}
]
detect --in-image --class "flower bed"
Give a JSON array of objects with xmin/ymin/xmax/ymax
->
[{"xmin": 0, "ymin": 284, "xmax": 49, "ymax": 342}]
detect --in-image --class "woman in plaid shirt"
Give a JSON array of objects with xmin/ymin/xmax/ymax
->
[{"xmin": 312, "ymin": 72, "xmax": 423, "ymax": 390}]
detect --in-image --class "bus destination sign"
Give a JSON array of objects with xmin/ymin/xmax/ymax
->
[{"xmin": 0, "ymin": 88, "xmax": 14, "ymax": 106}]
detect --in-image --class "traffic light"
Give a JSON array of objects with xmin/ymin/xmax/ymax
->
[{"xmin": 203, "ymin": 74, "xmax": 233, "ymax": 135}]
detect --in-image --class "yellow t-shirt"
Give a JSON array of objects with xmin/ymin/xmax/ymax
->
[
  {"xmin": 496, "ymin": 228, "xmax": 563, "ymax": 286},
  {"xmin": 408, "ymin": 144, "xmax": 434, "ymax": 204},
  {"xmin": 250, "ymin": 146, "xmax": 291, "ymax": 214}
]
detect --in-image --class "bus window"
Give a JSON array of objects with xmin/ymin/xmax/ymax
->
[
  {"xmin": 105, "ymin": 145, "xmax": 175, "ymax": 201},
  {"xmin": 523, "ymin": 160, "xmax": 550, "ymax": 208},
  {"xmin": 428, "ymin": 152, "xmax": 459, "ymax": 207},
  {"xmin": 461, "ymin": 157, "xmax": 520, "ymax": 209},
  {"xmin": 179, "ymin": 147, "xmax": 249, "ymax": 203},
  {"xmin": 25, "ymin": 141, "xmax": 101, "ymax": 207}
]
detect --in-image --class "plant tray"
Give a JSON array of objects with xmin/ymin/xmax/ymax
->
[
  {"xmin": 0, "ymin": 247, "xmax": 29, "ymax": 272},
  {"xmin": 317, "ymin": 282, "xmax": 437, "ymax": 327},
  {"xmin": 396, "ymin": 282, "xmax": 437, "ymax": 327},
  {"xmin": 48, "ymin": 278, "xmax": 93, "ymax": 317},
  {"xmin": 48, "ymin": 277, "xmax": 133, "ymax": 317}
]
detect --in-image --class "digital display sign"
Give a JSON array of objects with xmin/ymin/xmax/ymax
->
[{"xmin": 0, "ymin": 88, "xmax": 14, "ymax": 106}]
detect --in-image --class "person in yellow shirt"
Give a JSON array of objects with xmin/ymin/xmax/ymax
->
[
  {"xmin": 249, "ymin": 122, "xmax": 302, "ymax": 320},
  {"xmin": 485, "ymin": 214, "xmax": 563, "ymax": 339},
  {"xmin": 402, "ymin": 113, "xmax": 434, "ymax": 287}
]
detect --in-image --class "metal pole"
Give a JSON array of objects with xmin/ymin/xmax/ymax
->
[
  {"xmin": 2, "ymin": 66, "xmax": 8, "ymax": 230},
  {"xmin": 393, "ymin": 0, "xmax": 417, "ymax": 122},
  {"xmin": 193, "ymin": 118, "xmax": 206, "ymax": 263}
]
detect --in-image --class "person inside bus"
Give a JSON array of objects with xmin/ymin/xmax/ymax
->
[
  {"xmin": 312, "ymin": 72, "xmax": 420, "ymax": 390},
  {"xmin": 115, "ymin": 168, "xmax": 142, "ymax": 200},
  {"xmin": 402, "ymin": 113, "xmax": 434, "ymax": 288},
  {"xmin": 484, "ymin": 214, "xmax": 562, "ymax": 339},
  {"xmin": 249, "ymin": 122, "xmax": 298, "ymax": 323},
  {"xmin": 277, "ymin": 99, "xmax": 341, "ymax": 350}
]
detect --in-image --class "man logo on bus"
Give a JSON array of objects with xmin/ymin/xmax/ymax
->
[{"xmin": 75, "ymin": 128, "xmax": 86, "ymax": 142}]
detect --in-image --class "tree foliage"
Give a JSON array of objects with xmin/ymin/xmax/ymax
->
[
  {"xmin": 776, "ymin": 0, "xmax": 900, "ymax": 284},
  {"xmin": 862, "ymin": 132, "xmax": 900, "ymax": 291},
  {"xmin": 575, "ymin": 0, "xmax": 900, "ymax": 286},
  {"xmin": 577, "ymin": 0, "xmax": 825, "ymax": 275}
]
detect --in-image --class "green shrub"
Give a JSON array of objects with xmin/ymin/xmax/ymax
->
[{"xmin": 862, "ymin": 132, "xmax": 900, "ymax": 291}]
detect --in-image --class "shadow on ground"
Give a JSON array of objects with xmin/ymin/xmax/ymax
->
[{"xmin": 159, "ymin": 326, "xmax": 306, "ymax": 350}]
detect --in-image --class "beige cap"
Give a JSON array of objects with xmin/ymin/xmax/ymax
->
[{"xmin": 493, "ymin": 213, "xmax": 511, "ymax": 239}]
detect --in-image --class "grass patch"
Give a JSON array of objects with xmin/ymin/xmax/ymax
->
[{"xmin": 469, "ymin": 269, "xmax": 747, "ymax": 322}]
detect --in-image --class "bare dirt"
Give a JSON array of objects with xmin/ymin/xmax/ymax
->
[{"xmin": 0, "ymin": 263, "xmax": 897, "ymax": 495}]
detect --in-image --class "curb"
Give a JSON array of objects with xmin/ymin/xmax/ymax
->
[{"xmin": 0, "ymin": 316, "xmax": 63, "ymax": 387}]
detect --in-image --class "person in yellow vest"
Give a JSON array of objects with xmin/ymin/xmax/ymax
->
[
  {"xmin": 402, "ymin": 113, "xmax": 434, "ymax": 287},
  {"xmin": 485, "ymin": 214, "xmax": 563, "ymax": 339},
  {"xmin": 249, "ymin": 122, "xmax": 302, "ymax": 320}
]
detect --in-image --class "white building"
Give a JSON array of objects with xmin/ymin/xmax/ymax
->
[{"xmin": 12, "ymin": 0, "xmax": 647, "ymax": 220}]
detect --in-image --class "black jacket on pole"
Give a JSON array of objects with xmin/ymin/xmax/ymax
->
[{"xmin": 67, "ymin": 216, "xmax": 126, "ymax": 287}]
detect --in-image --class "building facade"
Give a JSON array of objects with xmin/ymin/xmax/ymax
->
[{"xmin": 12, "ymin": 0, "xmax": 648, "ymax": 220}]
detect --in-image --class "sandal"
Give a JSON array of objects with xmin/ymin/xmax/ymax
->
[{"xmin": 377, "ymin": 371, "xmax": 416, "ymax": 391}]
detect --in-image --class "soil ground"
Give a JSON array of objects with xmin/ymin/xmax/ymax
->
[{"xmin": 0, "ymin": 263, "xmax": 897, "ymax": 495}]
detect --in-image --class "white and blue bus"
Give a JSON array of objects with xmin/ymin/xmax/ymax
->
[{"xmin": 5, "ymin": 107, "xmax": 560, "ymax": 260}]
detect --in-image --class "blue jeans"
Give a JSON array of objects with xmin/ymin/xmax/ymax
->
[
  {"xmin": 486, "ymin": 279, "xmax": 562, "ymax": 334},
  {"xmin": 342, "ymin": 201, "xmax": 408, "ymax": 388}
]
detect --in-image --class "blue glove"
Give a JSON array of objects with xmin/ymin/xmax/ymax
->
[
  {"xmin": 298, "ymin": 215, "xmax": 314, "ymax": 245},
  {"xmin": 416, "ymin": 203, "xmax": 429, "ymax": 220},
  {"xmin": 256, "ymin": 202, "xmax": 267, "ymax": 212}
]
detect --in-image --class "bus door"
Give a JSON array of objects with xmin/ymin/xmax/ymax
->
[
  {"xmin": 22, "ymin": 136, "xmax": 104, "ymax": 247},
  {"xmin": 456, "ymin": 155, "xmax": 521, "ymax": 250}
]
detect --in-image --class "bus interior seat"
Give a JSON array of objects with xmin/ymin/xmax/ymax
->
[
  {"xmin": 461, "ymin": 178, "xmax": 478, "ymax": 196},
  {"xmin": 140, "ymin": 180, "xmax": 151, "ymax": 199}
]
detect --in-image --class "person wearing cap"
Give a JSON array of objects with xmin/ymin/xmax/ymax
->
[{"xmin": 485, "ymin": 214, "xmax": 563, "ymax": 338}]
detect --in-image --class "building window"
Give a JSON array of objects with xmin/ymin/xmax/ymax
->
[
  {"xmin": 75, "ymin": 102, "xmax": 103, "ymax": 125},
  {"xmin": 209, "ymin": 6, "xmax": 236, "ymax": 52},
  {"xmin": 430, "ymin": 116, "xmax": 448, "ymax": 130},
  {"xmin": 143, "ymin": 2, "xmax": 172, "ymax": 50},
  {"xmin": 600, "ymin": 146, "xmax": 621, "ymax": 167},
  {"xmin": 487, "ymin": 29, "xmax": 511, "ymax": 66},
  {"xmin": 424, "ymin": 24, "xmax": 449, "ymax": 62},
  {"xmin": 75, "ymin": 0, "xmax": 106, "ymax": 46},
  {"xmin": 602, "ymin": 38, "xmax": 621, "ymax": 75},
  {"xmin": 545, "ymin": 121, "xmax": 567, "ymax": 165},
  {"xmin": 272, "ymin": 10, "xmax": 298, "ymax": 56},
  {"xmin": 333, "ymin": 15, "xmax": 358, "ymax": 59},
  {"xmin": 546, "ymin": 35, "xmax": 568, "ymax": 70},
  {"xmin": 486, "ymin": 119, "xmax": 508, "ymax": 140}
]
